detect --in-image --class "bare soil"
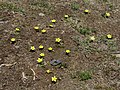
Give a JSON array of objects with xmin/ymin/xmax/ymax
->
[{"xmin": 0, "ymin": 0, "xmax": 120, "ymax": 90}]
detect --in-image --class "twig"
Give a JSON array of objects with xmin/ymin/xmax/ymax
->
[
  {"xmin": 30, "ymin": 68, "xmax": 36, "ymax": 80},
  {"xmin": 22, "ymin": 72, "xmax": 27, "ymax": 83},
  {"xmin": 0, "ymin": 62, "xmax": 16, "ymax": 68}
]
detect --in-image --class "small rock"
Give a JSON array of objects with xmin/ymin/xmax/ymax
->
[
  {"xmin": 50, "ymin": 60, "xmax": 62, "ymax": 66},
  {"xmin": 39, "ymin": 13, "xmax": 45, "ymax": 16}
]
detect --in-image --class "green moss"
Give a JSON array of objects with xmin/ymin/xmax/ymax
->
[
  {"xmin": 71, "ymin": 2, "xmax": 80, "ymax": 10},
  {"xmin": 0, "ymin": 2, "xmax": 24, "ymax": 13},
  {"xmin": 77, "ymin": 71, "xmax": 92, "ymax": 81}
]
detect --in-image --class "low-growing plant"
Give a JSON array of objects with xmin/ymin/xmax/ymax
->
[
  {"xmin": 48, "ymin": 47, "xmax": 53, "ymax": 52},
  {"xmin": 65, "ymin": 50, "xmax": 71, "ymax": 55},
  {"xmin": 77, "ymin": 71, "xmax": 92, "ymax": 81},
  {"xmin": 39, "ymin": 45, "xmax": 44, "ymax": 50},
  {"xmin": 51, "ymin": 19, "xmax": 56, "ymax": 23},
  {"xmin": 0, "ymin": 2, "xmax": 24, "ymax": 13},
  {"xmin": 51, "ymin": 76, "xmax": 57, "ymax": 83},
  {"xmin": 84, "ymin": 9, "xmax": 90, "ymax": 14},
  {"xmin": 37, "ymin": 58, "xmax": 43, "ymax": 63},
  {"xmin": 46, "ymin": 69, "xmax": 52, "ymax": 74},
  {"xmin": 40, "ymin": 53, "xmax": 45, "ymax": 57},
  {"xmin": 15, "ymin": 28, "xmax": 20, "ymax": 32},
  {"xmin": 11, "ymin": 38, "xmax": 16, "ymax": 44},
  {"xmin": 78, "ymin": 27, "xmax": 96, "ymax": 35},
  {"xmin": 55, "ymin": 38, "xmax": 61, "ymax": 43},
  {"xmin": 41, "ymin": 29, "xmax": 46, "ymax": 33},
  {"xmin": 30, "ymin": 46, "xmax": 35, "ymax": 51},
  {"xmin": 106, "ymin": 34, "xmax": 112, "ymax": 39},
  {"xmin": 71, "ymin": 2, "xmax": 80, "ymax": 10},
  {"xmin": 49, "ymin": 24, "xmax": 54, "ymax": 28},
  {"xmin": 64, "ymin": 14, "xmax": 69, "ymax": 19},
  {"xmin": 34, "ymin": 26, "xmax": 39, "ymax": 32}
]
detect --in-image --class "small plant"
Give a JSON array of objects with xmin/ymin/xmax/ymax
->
[
  {"xmin": 71, "ymin": 2, "xmax": 80, "ymax": 10},
  {"xmin": 106, "ymin": 34, "xmax": 112, "ymax": 39},
  {"xmin": 0, "ymin": 2, "xmax": 24, "ymax": 13},
  {"xmin": 34, "ymin": 26, "xmax": 39, "ymax": 31},
  {"xmin": 64, "ymin": 14, "xmax": 69, "ymax": 18},
  {"xmin": 30, "ymin": 46, "xmax": 35, "ymax": 51},
  {"xmin": 59, "ymin": 63, "xmax": 68, "ymax": 68},
  {"xmin": 51, "ymin": 19, "xmax": 56, "ymax": 23},
  {"xmin": 40, "ymin": 53, "xmax": 45, "ymax": 57},
  {"xmin": 46, "ymin": 69, "xmax": 52, "ymax": 74},
  {"xmin": 37, "ymin": 58, "xmax": 43, "ymax": 63},
  {"xmin": 55, "ymin": 38, "xmax": 61, "ymax": 43},
  {"xmin": 48, "ymin": 47, "xmax": 53, "ymax": 52},
  {"xmin": 79, "ymin": 28, "xmax": 90, "ymax": 35},
  {"xmin": 65, "ymin": 50, "xmax": 71, "ymax": 54},
  {"xmin": 41, "ymin": 29, "xmax": 46, "ymax": 33},
  {"xmin": 84, "ymin": 9, "xmax": 90, "ymax": 14},
  {"xmin": 15, "ymin": 28, "xmax": 20, "ymax": 32},
  {"xmin": 51, "ymin": 76, "xmax": 57, "ymax": 83},
  {"xmin": 39, "ymin": 45, "xmax": 44, "ymax": 50},
  {"xmin": 11, "ymin": 38, "xmax": 16, "ymax": 43},
  {"xmin": 78, "ymin": 71, "xmax": 92, "ymax": 81}
]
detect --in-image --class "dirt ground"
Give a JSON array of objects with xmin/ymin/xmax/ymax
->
[{"xmin": 0, "ymin": 0, "xmax": 120, "ymax": 90}]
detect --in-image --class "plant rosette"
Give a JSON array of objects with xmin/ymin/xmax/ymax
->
[
  {"xmin": 66, "ymin": 50, "xmax": 71, "ymax": 54},
  {"xmin": 34, "ymin": 26, "xmax": 39, "ymax": 31},
  {"xmin": 39, "ymin": 45, "xmax": 44, "ymax": 50},
  {"xmin": 55, "ymin": 38, "xmax": 61, "ymax": 43},
  {"xmin": 105, "ymin": 12, "xmax": 110, "ymax": 18},
  {"xmin": 41, "ymin": 29, "xmax": 46, "ymax": 34},
  {"xmin": 37, "ymin": 58, "xmax": 43, "ymax": 63},
  {"xmin": 107, "ymin": 34, "xmax": 112, "ymax": 39},
  {"xmin": 15, "ymin": 28, "xmax": 20, "ymax": 32},
  {"xmin": 51, "ymin": 19, "xmax": 56, "ymax": 23},
  {"xmin": 40, "ymin": 53, "xmax": 45, "ymax": 57},
  {"xmin": 64, "ymin": 15, "xmax": 69, "ymax": 18},
  {"xmin": 46, "ymin": 69, "xmax": 52, "ymax": 74},
  {"xmin": 11, "ymin": 38, "xmax": 16, "ymax": 43},
  {"xmin": 48, "ymin": 47, "xmax": 53, "ymax": 52},
  {"xmin": 84, "ymin": 9, "xmax": 90, "ymax": 14},
  {"xmin": 52, "ymin": 76, "xmax": 57, "ymax": 83},
  {"xmin": 30, "ymin": 46, "xmax": 35, "ymax": 51}
]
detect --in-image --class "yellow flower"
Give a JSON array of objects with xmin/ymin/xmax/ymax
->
[
  {"xmin": 49, "ymin": 24, "xmax": 53, "ymax": 28},
  {"xmin": 39, "ymin": 45, "xmax": 44, "ymax": 49},
  {"xmin": 51, "ymin": 19, "xmax": 56, "ymax": 23},
  {"xmin": 41, "ymin": 29, "xmax": 46, "ymax": 33},
  {"xmin": 64, "ymin": 15, "xmax": 69, "ymax": 18},
  {"xmin": 48, "ymin": 47, "xmax": 53, "ymax": 51},
  {"xmin": 40, "ymin": 53, "xmax": 45, "ymax": 57},
  {"xmin": 84, "ymin": 9, "xmax": 90, "ymax": 14},
  {"xmin": 34, "ymin": 26, "xmax": 39, "ymax": 30},
  {"xmin": 55, "ymin": 38, "xmax": 61, "ymax": 43},
  {"xmin": 15, "ymin": 28, "xmax": 20, "ymax": 32},
  {"xmin": 52, "ymin": 76, "xmax": 57, "ymax": 82},
  {"xmin": 107, "ymin": 34, "xmax": 112, "ymax": 39},
  {"xmin": 90, "ymin": 36, "xmax": 95, "ymax": 41},
  {"xmin": 66, "ymin": 50, "xmax": 71, "ymax": 54},
  {"xmin": 105, "ymin": 12, "xmax": 110, "ymax": 17},
  {"xmin": 37, "ymin": 58, "xmax": 43, "ymax": 63},
  {"xmin": 11, "ymin": 38, "xmax": 16, "ymax": 42},
  {"xmin": 46, "ymin": 69, "xmax": 51, "ymax": 74},
  {"xmin": 31, "ymin": 46, "xmax": 35, "ymax": 51}
]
